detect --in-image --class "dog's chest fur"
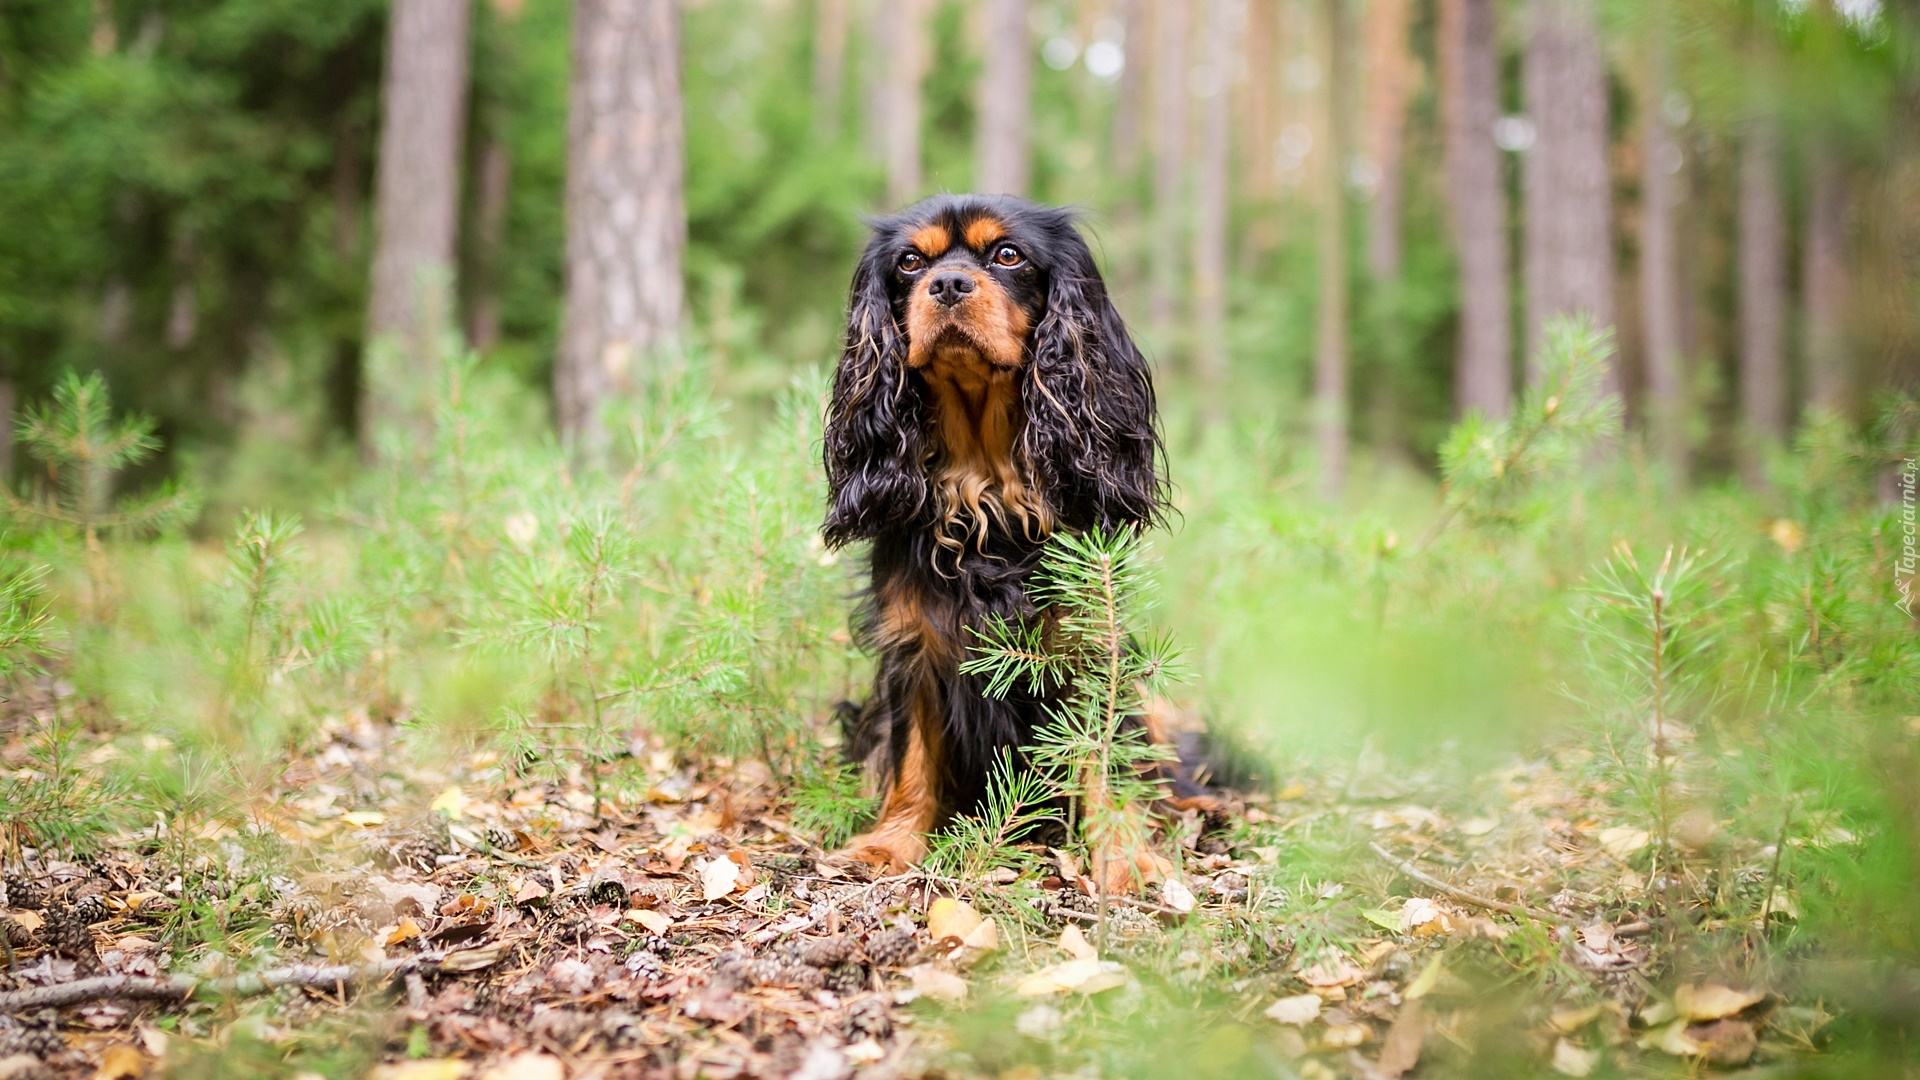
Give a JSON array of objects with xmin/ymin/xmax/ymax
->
[{"xmin": 922, "ymin": 344, "xmax": 1047, "ymax": 550}]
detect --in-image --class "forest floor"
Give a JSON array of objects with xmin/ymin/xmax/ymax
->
[{"xmin": 0, "ymin": 675, "xmax": 1833, "ymax": 1080}]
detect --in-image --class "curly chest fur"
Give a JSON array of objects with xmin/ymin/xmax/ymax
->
[{"xmin": 922, "ymin": 345, "xmax": 1052, "ymax": 554}]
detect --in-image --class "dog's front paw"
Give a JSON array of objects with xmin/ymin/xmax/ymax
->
[{"xmin": 839, "ymin": 830, "xmax": 928, "ymax": 876}]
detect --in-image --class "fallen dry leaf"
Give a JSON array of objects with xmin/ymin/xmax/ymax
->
[
  {"xmin": 477, "ymin": 1052, "xmax": 563, "ymax": 1080},
  {"xmin": 699, "ymin": 855, "xmax": 741, "ymax": 901},
  {"xmin": 1400, "ymin": 896, "xmax": 1453, "ymax": 936},
  {"xmin": 1687, "ymin": 1018, "xmax": 1758, "ymax": 1067},
  {"xmin": 1015, "ymin": 958, "xmax": 1128, "ymax": 997},
  {"xmin": 1058, "ymin": 924, "xmax": 1097, "ymax": 961},
  {"xmin": 1297, "ymin": 955, "xmax": 1365, "ymax": 989},
  {"xmin": 628, "ymin": 908, "xmax": 673, "ymax": 935},
  {"xmin": 1160, "ymin": 877, "xmax": 1196, "ymax": 914},
  {"xmin": 91, "ymin": 1045, "xmax": 146, "ymax": 1080},
  {"xmin": 1264, "ymin": 993, "xmax": 1322, "ymax": 1026},
  {"xmin": 1598, "ymin": 826, "xmax": 1649, "ymax": 860},
  {"xmin": 1375, "ymin": 1000, "xmax": 1426, "ymax": 1077},
  {"xmin": 907, "ymin": 965, "xmax": 969, "ymax": 1001},
  {"xmin": 1548, "ymin": 1002, "xmax": 1606, "ymax": 1033},
  {"xmin": 384, "ymin": 917, "xmax": 422, "ymax": 947},
  {"xmin": 1673, "ymin": 982, "xmax": 1766, "ymax": 1022},
  {"xmin": 1404, "ymin": 954, "xmax": 1444, "ymax": 999},
  {"xmin": 927, "ymin": 897, "xmax": 983, "ymax": 942},
  {"xmin": 340, "ymin": 810, "xmax": 386, "ymax": 828},
  {"xmin": 368, "ymin": 1063, "xmax": 469, "ymax": 1080},
  {"xmin": 1550, "ymin": 1038, "xmax": 1597, "ymax": 1076},
  {"xmin": 429, "ymin": 786, "xmax": 468, "ymax": 819}
]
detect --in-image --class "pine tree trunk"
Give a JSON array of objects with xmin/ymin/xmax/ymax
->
[
  {"xmin": 364, "ymin": 0, "xmax": 472, "ymax": 451},
  {"xmin": 1242, "ymin": 0, "xmax": 1278, "ymax": 198},
  {"xmin": 1440, "ymin": 0, "xmax": 1510, "ymax": 417},
  {"xmin": 1191, "ymin": 0, "xmax": 1232, "ymax": 416},
  {"xmin": 976, "ymin": 0, "xmax": 1031, "ymax": 195},
  {"xmin": 1738, "ymin": 118, "xmax": 1785, "ymax": 479},
  {"xmin": 1113, "ymin": 0, "xmax": 1147, "ymax": 173},
  {"xmin": 465, "ymin": 121, "xmax": 512, "ymax": 351},
  {"xmin": 1804, "ymin": 157, "xmax": 1849, "ymax": 415},
  {"xmin": 1362, "ymin": 0, "xmax": 1412, "ymax": 279},
  {"xmin": 1521, "ymin": 0, "xmax": 1614, "ymax": 385},
  {"xmin": 812, "ymin": 0, "xmax": 850, "ymax": 140},
  {"xmin": 878, "ymin": 0, "xmax": 929, "ymax": 207},
  {"xmin": 556, "ymin": 0, "xmax": 685, "ymax": 451},
  {"xmin": 1315, "ymin": 0, "xmax": 1351, "ymax": 496},
  {"xmin": 1639, "ymin": 45, "xmax": 1686, "ymax": 478},
  {"xmin": 1150, "ymin": 0, "xmax": 1190, "ymax": 342}
]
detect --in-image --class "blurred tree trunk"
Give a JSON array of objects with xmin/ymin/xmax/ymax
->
[
  {"xmin": 1113, "ymin": 0, "xmax": 1147, "ymax": 173},
  {"xmin": 1639, "ymin": 41, "xmax": 1685, "ymax": 478},
  {"xmin": 1242, "ymin": 0, "xmax": 1278, "ymax": 198},
  {"xmin": 1192, "ymin": 0, "xmax": 1231, "ymax": 417},
  {"xmin": 1150, "ymin": 0, "xmax": 1189, "ymax": 343},
  {"xmin": 1315, "ymin": 0, "xmax": 1351, "ymax": 496},
  {"xmin": 364, "ymin": 0, "xmax": 471, "ymax": 454},
  {"xmin": 1440, "ymin": 0, "xmax": 1510, "ymax": 416},
  {"xmin": 0, "ymin": 377, "xmax": 13, "ymax": 482},
  {"xmin": 812, "ymin": 0, "xmax": 849, "ymax": 140},
  {"xmin": 878, "ymin": 0, "xmax": 929, "ymax": 207},
  {"xmin": 1804, "ymin": 157, "xmax": 1849, "ymax": 415},
  {"xmin": 1521, "ymin": 0, "xmax": 1614, "ymax": 386},
  {"xmin": 1738, "ymin": 118, "xmax": 1785, "ymax": 481},
  {"xmin": 465, "ymin": 117, "xmax": 511, "ymax": 351},
  {"xmin": 1361, "ymin": 0, "xmax": 1413, "ymax": 279},
  {"xmin": 556, "ymin": 0, "xmax": 685, "ymax": 451},
  {"xmin": 976, "ymin": 0, "xmax": 1031, "ymax": 195}
]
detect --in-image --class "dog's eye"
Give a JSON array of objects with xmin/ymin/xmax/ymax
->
[
  {"xmin": 992, "ymin": 244, "xmax": 1023, "ymax": 268},
  {"xmin": 899, "ymin": 252, "xmax": 926, "ymax": 273}
]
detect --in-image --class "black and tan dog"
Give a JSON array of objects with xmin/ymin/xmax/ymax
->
[{"xmin": 822, "ymin": 194, "xmax": 1214, "ymax": 887}]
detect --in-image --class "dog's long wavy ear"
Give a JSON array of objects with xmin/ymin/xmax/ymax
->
[
  {"xmin": 823, "ymin": 234, "xmax": 927, "ymax": 548},
  {"xmin": 1020, "ymin": 217, "xmax": 1167, "ymax": 531}
]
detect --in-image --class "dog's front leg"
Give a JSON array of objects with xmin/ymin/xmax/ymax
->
[{"xmin": 843, "ymin": 681, "xmax": 942, "ymax": 874}]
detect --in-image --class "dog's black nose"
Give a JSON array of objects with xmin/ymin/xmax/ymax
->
[{"xmin": 928, "ymin": 271, "xmax": 975, "ymax": 307}]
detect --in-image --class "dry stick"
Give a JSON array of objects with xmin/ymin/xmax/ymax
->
[
  {"xmin": 0, "ymin": 952, "xmax": 464, "ymax": 1013},
  {"xmin": 1368, "ymin": 842, "xmax": 1546, "ymax": 921}
]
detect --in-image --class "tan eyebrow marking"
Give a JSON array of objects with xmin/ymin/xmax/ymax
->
[
  {"xmin": 963, "ymin": 216, "xmax": 1006, "ymax": 251},
  {"xmin": 909, "ymin": 224, "xmax": 951, "ymax": 257}
]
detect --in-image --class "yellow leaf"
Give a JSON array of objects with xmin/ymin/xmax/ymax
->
[
  {"xmin": 908, "ymin": 965, "xmax": 969, "ymax": 1001},
  {"xmin": 1264, "ymin": 994, "xmax": 1322, "ymax": 1025},
  {"xmin": 927, "ymin": 897, "xmax": 983, "ymax": 942},
  {"xmin": 1058, "ymin": 924, "xmax": 1097, "ymax": 961},
  {"xmin": 384, "ymin": 917, "xmax": 422, "ymax": 946},
  {"xmin": 1549, "ymin": 1003, "xmax": 1605, "ymax": 1033},
  {"xmin": 341, "ymin": 811, "xmax": 386, "ymax": 828},
  {"xmin": 91, "ymin": 1044, "xmax": 147, "ymax": 1080},
  {"xmin": 1404, "ymin": 954, "xmax": 1444, "ymax": 1000},
  {"xmin": 430, "ymin": 786, "xmax": 469, "ymax": 820},
  {"xmin": 960, "ymin": 916, "xmax": 999, "ymax": 954},
  {"xmin": 368, "ymin": 1063, "xmax": 470, "ymax": 1080},
  {"xmin": 1673, "ymin": 983, "xmax": 1766, "ymax": 1022},
  {"xmin": 1598, "ymin": 827, "xmax": 1649, "ymax": 860},
  {"xmin": 1015, "ymin": 958, "xmax": 1128, "ymax": 997}
]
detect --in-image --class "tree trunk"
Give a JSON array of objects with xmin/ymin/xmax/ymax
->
[
  {"xmin": 878, "ymin": 0, "xmax": 929, "ymax": 207},
  {"xmin": 1150, "ymin": 0, "xmax": 1190, "ymax": 343},
  {"xmin": 364, "ymin": 0, "xmax": 471, "ymax": 453},
  {"xmin": 1315, "ymin": 0, "xmax": 1351, "ymax": 496},
  {"xmin": 1361, "ymin": 0, "xmax": 1413, "ymax": 279},
  {"xmin": 976, "ymin": 0, "xmax": 1031, "ymax": 195},
  {"xmin": 1804, "ymin": 156, "xmax": 1849, "ymax": 415},
  {"xmin": 1738, "ymin": 119, "xmax": 1786, "ymax": 478},
  {"xmin": 1192, "ymin": 0, "xmax": 1232, "ymax": 416},
  {"xmin": 465, "ymin": 120, "xmax": 512, "ymax": 351},
  {"xmin": 1113, "ymin": 0, "xmax": 1147, "ymax": 174},
  {"xmin": 556, "ymin": 0, "xmax": 686, "ymax": 451},
  {"xmin": 1639, "ymin": 42, "xmax": 1685, "ymax": 478},
  {"xmin": 812, "ymin": 0, "xmax": 850, "ymax": 140},
  {"xmin": 1440, "ymin": 0, "xmax": 1510, "ymax": 417},
  {"xmin": 1521, "ymin": 0, "xmax": 1614, "ymax": 385},
  {"xmin": 1242, "ymin": 0, "xmax": 1278, "ymax": 198}
]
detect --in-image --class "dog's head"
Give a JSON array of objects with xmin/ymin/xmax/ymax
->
[{"xmin": 823, "ymin": 194, "xmax": 1166, "ymax": 549}]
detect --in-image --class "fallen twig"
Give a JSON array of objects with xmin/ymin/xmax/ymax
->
[
  {"xmin": 1368, "ymin": 842, "xmax": 1547, "ymax": 921},
  {"xmin": 0, "ymin": 950, "xmax": 484, "ymax": 1013}
]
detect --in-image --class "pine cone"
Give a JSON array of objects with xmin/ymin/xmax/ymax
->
[
  {"xmin": 2, "ymin": 873, "xmax": 46, "ymax": 910},
  {"xmin": 385, "ymin": 816, "xmax": 452, "ymax": 873},
  {"xmin": 799, "ymin": 935, "xmax": 858, "ymax": 968},
  {"xmin": 39, "ymin": 904, "xmax": 101, "ymax": 975},
  {"xmin": 823, "ymin": 960, "xmax": 869, "ymax": 996},
  {"xmin": 624, "ymin": 949, "xmax": 664, "ymax": 982},
  {"xmin": 842, "ymin": 997, "xmax": 891, "ymax": 1040},
  {"xmin": 70, "ymin": 894, "xmax": 109, "ymax": 927},
  {"xmin": 0, "ymin": 913, "xmax": 32, "ymax": 950},
  {"xmin": 0, "ymin": 1019, "xmax": 63, "ymax": 1060},
  {"xmin": 864, "ymin": 927, "xmax": 916, "ymax": 968},
  {"xmin": 483, "ymin": 825, "xmax": 518, "ymax": 852}
]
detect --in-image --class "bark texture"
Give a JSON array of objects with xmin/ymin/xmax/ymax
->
[
  {"xmin": 1150, "ymin": 0, "xmax": 1190, "ymax": 339},
  {"xmin": 1440, "ymin": 0, "xmax": 1510, "ymax": 417},
  {"xmin": 1362, "ymin": 0, "xmax": 1413, "ymax": 279},
  {"xmin": 1521, "ymin": 0, "xmax": 1614, "ymax": 384},
  {"xmin": 1315, "ymin": 0, "xmax": 1351, "ymax": 496},
  {"xmin": 1639, "ymin": 52, "xmax": 1685, "ymax": 477},
  {"xmin": 365, "ymin": 0, "xmax": 472, "ymax": 447},
  {"xmin": 465, "ymin": 120, "xmax": 512, "ymax": 351},
  {"xmin": 556, "ymin": 0, "xmax": 686, "ymax": 449},
  {"xmin": 878, "ymin": 0, "xmax": 930, "ymax": 207},
  {"xmin": 975, "ymin": 0, "xmax": 1031, "ymax": 196},
  {"xmin": 1804, "ymin": 157, "xmax": 1849, "ymax": 415},
  {"xmin": 1191, "ymin": 0, "xmax": 1232, "ymax": 413},
  {"xmin": 1738, "ymin": 118, "xmax": 1786, "ymax": 478}
]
